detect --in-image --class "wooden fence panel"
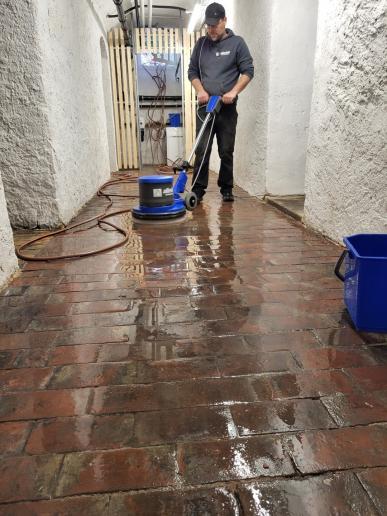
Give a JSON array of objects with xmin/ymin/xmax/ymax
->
[
  {"xmin": 109, "ymin": 28, "xmax": 194, "ymax": 169},
  {"xmin": 108, "ymin": 29, "xmax": 139, "ymax": 169}
]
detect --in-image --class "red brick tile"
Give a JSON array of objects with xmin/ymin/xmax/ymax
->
[
  {"xmin": 0, "ymin": 495, "xmax": 110, "ymax": 516},
  {"xmin": 0, "ymin": 367, "xmax": 52, "ymax": 392},
  {"xmin": 0, "ymin": 389, "xmax": 91, "ymax": 421},
  {"xmin": 168, "ymin": 320, "xmax": 258, "ymax": 340},
  {"xmin": 218, "ymin": 351, "xmax": 298, "ymax": 376},
  {"xmin": 190, "ymin": 292, "xmax": 245, "ymax": 309},
  {"xmin": 49, "ymin": 344, "xmax": 100, "ymax": 365},
  {"xmin": 53, "ymin": 326, "xmax": 129, "ymax": 346},
  {"xmin": 231, "ymin": 399, "xmax": 335, "ymax": 435},
  {"xmin": 40, "ymin": 303, "xmax": 72, "ymax": 316},
  {"xmin": 110, "ymin": 487, "xmax": 239, "ymax": 515},
  {"xmin": 47, "ymin": 287, "xmax": 159, "ymax": 304},
  {"xmin": 237, "ymin": 473, "xmax": 377, "ymax": 515},
  {"xmin": 26, "ymin": 414, "xmax": 134, "ymax": 454},
  {"xmin": 60, "ymin": 273, "xmax": 109, "ymax": 283},
  {"xmin": 0, "ymin": 421, "xmax": 30, "ymax": 455},
  {"xmin": 48, "ymin": 362, "xmax": 135, "ymax": 389},
  {"xmin": 244, "ymin": 331, "xmax": 319, "ymax": 352},
  {"xmin": 0, "ymin": 454, "xmax": 62, "ymax": 503},
  {"xmin": 0, "ymin": 349, "xmax": 19, "ymax": 369},
  {"xmin": 225, "ymin": 305, "xmax": 293, "ymax": 320},
  {"xmin": 357, "ymin": 467, "xmax": 387, "ymax": 514},
  {"xmin": 0, "ymin": 331, "xmax": 57, "ymax": 351},
  {"xmin": 346, "ymin": 365, "xmax": 387, "ymax": 392},
  {"xmin": 133, "ymin": 406, "xmax": 232, "ymax": 446},
  {"xmin": 359, "ymin": 332, "xmax": 387, "ymax": 345},
  {"xmin": 315, "ymin": 327, "xmax": 366, "ymax": 347},
  {"xmin": 136, "ymin": 357, "xmax": 219, "ymax": 383},
  {"xmin": 295, "ymin": 348, "xmax": 377, "ymax": 370},
  {"xmin": 70, "ymin": 299, "xmax": 131, "ymax": 314},
  {"xmin": 368, "ymin": 345, "xmax": 387, "ymax": 365},
  {"xmin": 178, "ymin": 436, "xmax": 294, "ymax": 484},
  {"xmin": 11, "ymin": 347, "xmax": 51, "ymax": 369},
  {"xmin": 322, "ymin": 390, "xmax": 387, "ymax": 426},
  {"xmin": 251, "ymin": 370, "xmax": 356, "ymax": 401},
  {"xmin": 170, "ymin": 336, "xmax": 249, "ymax": 359},
  {"xmin": 288, "ymin": 425, "xmax": 387, "ymax": 473},
  {"xmin": 56, "ymin": 446, "xmax": 176, "ymax": 496},
  {"xmin": 92, "ymin": 377, "xmax": 256, "ymax": 414},
  {"xmin": 160, "ymin": 307, "xmax": 228, "ymax": 325},
  {"xmin": 258, "ymin": 314, "xmax": 338, "ymax": 332},
  {"xmin": 98, "ymin": 342, "xmax": 130, "ymax": 362},
  {"xmin": 55, "ymin": 282, "xmax": 124, "ymax": 293}
]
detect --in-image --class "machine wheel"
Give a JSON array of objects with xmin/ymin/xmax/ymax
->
[{"xmin": 185, "ymin": 192, "xmax": 197, "ymax": 211}]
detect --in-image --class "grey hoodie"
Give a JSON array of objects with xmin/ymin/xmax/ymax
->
[{"xmin": 188, "ymin": 29, "xmax": 254, "ymax": 96}]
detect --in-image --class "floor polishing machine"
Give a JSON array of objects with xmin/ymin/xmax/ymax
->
[{"xmin": 132, "ymin": 95, "xmax": 222, "ymax": 221}]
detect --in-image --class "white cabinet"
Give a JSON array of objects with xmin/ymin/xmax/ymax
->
[{"xmin": 166, "ymin": 127, "xmax": 184, "ymax": 164}]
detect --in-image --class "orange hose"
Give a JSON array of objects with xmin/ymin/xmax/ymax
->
[{"xmin": 16, "ymin": 173, "xmax": 137, "ymax": 262}]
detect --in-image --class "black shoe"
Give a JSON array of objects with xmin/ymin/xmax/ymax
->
[{"xmin": 222, "ymin": 192, "xmax": 234, "ymax": 202}]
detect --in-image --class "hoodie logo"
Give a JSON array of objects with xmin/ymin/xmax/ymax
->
[{"xmin": 216, "ymin": 50, "xmax": 231, "ymax": 57}]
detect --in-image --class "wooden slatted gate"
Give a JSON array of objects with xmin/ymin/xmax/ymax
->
[
  {"xmin": 108, "ymin": 28, "xmax": 138, "ymax": 170},
  {"xmin": 108, "ymin": 27, "xmax": 206, "ymax": 169}
]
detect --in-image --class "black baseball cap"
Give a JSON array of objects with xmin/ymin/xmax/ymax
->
[{"xmin": 204, "ymin": 2, "xmax": 226, "ymax": 25}]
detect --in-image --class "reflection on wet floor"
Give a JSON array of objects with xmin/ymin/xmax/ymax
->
[{"xmin": 1, "ymin": 173, "xmax": 386, "ymax": 514}]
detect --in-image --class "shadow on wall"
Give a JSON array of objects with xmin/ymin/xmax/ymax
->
[
  {"xmin": 0, "ymin": 174, "xmax": 18, "ymax": 287},
  {"xmin": 100, "ymin": 36, "xmax": 118, "ymax": 172}
]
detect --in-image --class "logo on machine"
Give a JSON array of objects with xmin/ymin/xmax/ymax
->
[{"xmin": 153, "ymin": 187, "xmax": 173, "ymax": 198}]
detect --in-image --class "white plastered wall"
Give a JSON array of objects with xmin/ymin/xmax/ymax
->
[
  {"xmin": 304, "ymin": 0, "xmax": 387, "ymax": 242},
  {"xmin": 0, "ymin": 0, "xmax": 115, "ymax": 229},
  {"xmin": 35, "ymin": 0, "xmax": 113, "ymax": 224},
  {"xmin": 0, "ymin": 1, "xmax": 60, "ymax": 228},
  {"xmin": 0, "ymin": 172, "xmax": 18, "ymax": 288},
  {"xmin": 209, "ymin": 0, "xmax": 317, "ymax": 198},
  {"xmin": 265, "ymin": 0, "xmax": 318, "ymax": 195},
  {"xmin": 210, "ymin": 0, "xmax": 272, "ymax": 197}
]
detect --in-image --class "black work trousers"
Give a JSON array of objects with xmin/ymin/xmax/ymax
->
[{"xmin": 192, "ymin": 102, "xmax": 238, "ymax": 195}]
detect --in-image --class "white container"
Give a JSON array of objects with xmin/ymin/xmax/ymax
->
[{"xmin": 166, "ymin": 127, "xmax": 184, "ymax": 164}]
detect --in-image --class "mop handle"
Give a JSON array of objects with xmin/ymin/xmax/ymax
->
[
  {"xmin": 187, "ymin": 112, "xmax": 213, "ymax": 164},
  {"xmin": 187, "ymin": 96, "xmax": 222, "ymax": 164}
]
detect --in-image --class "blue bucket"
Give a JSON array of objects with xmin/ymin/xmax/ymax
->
[
  {"xmin": 335, "ymin": 234, "xmax": 387, "ymax": 332},
  {"xmin": 169, "ymin": 113, "xmax": 181, "ymax": 127}
]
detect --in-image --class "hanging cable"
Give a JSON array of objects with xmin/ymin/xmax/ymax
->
[{"xmin": 142, "ymin": 62, "xmax": 168, "ymax": 167}]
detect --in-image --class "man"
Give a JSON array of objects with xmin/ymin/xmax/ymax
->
[{"xmin": 188, "ymin": 2, "xmax": 254, "ymax": 203}]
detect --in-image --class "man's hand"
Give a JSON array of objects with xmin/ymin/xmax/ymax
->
[
  {"xmin": 222, "ymin": 90, "xmax": 237, "ymax": 104},
  {"xmin": 197, "ymin": 89, "xmax": 210, "ymax": 105}
]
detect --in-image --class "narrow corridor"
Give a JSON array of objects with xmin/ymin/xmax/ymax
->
[{"xmin": 0, "ymin": 174, "xmax": 386, "ymax": 514}]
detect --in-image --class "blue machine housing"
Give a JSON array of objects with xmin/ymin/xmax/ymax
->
[{"xmin": 132, "ymin": 173, "xmax": 188, "ymax": 220}]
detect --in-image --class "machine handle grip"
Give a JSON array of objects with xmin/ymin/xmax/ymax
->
[{"xmin": 334, "ymin": 250, "xmax": 348, "ymax": 282}]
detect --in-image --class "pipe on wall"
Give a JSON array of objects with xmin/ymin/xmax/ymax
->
[
  {"xmin": 140, "ymin": 0, "xmax": 146, "ymax": 27},
  {"xmin": 112, "ymin": 0, "xmax": 131, "ymax": 45},
  {"xmin": 134, "ymin": 0, "xmax": 140, "ymax": 27},
  {"xmin": 148, "ymin": 0, "xmax": 152, "ymax": 28}
]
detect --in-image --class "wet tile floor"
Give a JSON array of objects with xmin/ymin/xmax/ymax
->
[{"xmin": 1, "ymin": 172, "xmax": 387, "ymax": 515}]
